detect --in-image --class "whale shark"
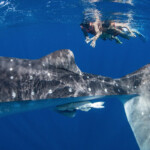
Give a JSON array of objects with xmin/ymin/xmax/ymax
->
[{"xmin": 0, "ymin": 49, "xmax": 150, "ymax": 150}]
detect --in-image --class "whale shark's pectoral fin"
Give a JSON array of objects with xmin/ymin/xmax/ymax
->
[
  {"xmin": 40, "ymin": 49, "xmax": 82, "ymax": 75},
  {"xmin": 55, "ymin": 101, "xmax": 104, "ymax": 117}
]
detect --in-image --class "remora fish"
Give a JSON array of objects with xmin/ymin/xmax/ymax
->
[{"xmin": 0, "ymin": 49, "xmax": 150, "ymax": 150}]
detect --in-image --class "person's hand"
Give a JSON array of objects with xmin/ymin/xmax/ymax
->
[
  {"xmin": 90, "ymin": 40, "xmax": 96, "ymax": 48},
  {"xmin": 131, "ymin": 33, "xmax": 136, "ymax": 37},
  {"xmin": 85, "ymin": 37, "xmax": 91, "ymax": 44}
]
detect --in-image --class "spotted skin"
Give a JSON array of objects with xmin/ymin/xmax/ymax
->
[
  {"xmin": 0, "ymin": 49, "xmax": 149, "ymax": 102},
  {"xmin": 1, "ymin": 49, "xmax": 150, "ymax": 150}
]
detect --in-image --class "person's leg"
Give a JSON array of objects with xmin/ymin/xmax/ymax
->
[
  {"xmin": 107, "ymin": 28, "xmax": 131, "ymax": 40},
  {"xmin": 113, "ymin": 36, "xmax": 122, "ymax": 44},
  {"xmin": 132, "ymin": 30, "xmax": 146, "ymax": 42},
  {"xmin": 119, "ymin": 32, "xmax": 131, "ymax": 40}
]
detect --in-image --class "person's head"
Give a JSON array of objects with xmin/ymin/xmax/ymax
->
[
  {"xmin": 80, "ymin": 22, "xmax": 91, "ymax": 29},
  {"xmin": 102, "ymin": 20, "xmax": 112, "ymax": 28}
]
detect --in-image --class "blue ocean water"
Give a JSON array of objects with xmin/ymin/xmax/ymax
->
[{"xmin": 0, "ymin": 0, "xmax": 150, "ymax": 150}]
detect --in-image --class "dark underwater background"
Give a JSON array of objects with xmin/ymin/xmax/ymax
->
[{"xmin": 0, "ymin": 0, "xmax": 150, "ymax": 150}]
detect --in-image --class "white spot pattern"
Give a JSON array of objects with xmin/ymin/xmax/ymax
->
[
  {"xmin": 31, "ymin": 91, "xmax": 35, "ymax": 96},
  {"xmin": 79, "ymin": 72, "xmax": 82, "ymax": 76},
  {"xmin": 69, "ymin": 88, "xmax": 72, "ymax": 92},
  {"xmin": 30, "ymin": 76, "xmax": 33, "ymax": 80},
  {"xmin": 48, "ymin": 89, "xmax": 52, "ymax": 94},
  {"xmin": 47, "ymin": 73, "xmax": 51, "ymax": 77},
  {"xmin": 9, "ymin": 68, "xmax": 13, "ymax": 71},
  {"xmin": 10, "ymin": 76, "xmax": 14, "ymax": 79},
  {"xmin": 88, "ymin": 88, "xmax": 91, "ymax": 92},
  {"xmin": 12, "ymin": 91, "xmax": 16, "ymax": 98}
]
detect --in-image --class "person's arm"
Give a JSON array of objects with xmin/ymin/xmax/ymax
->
[
  {"xmin": 89, "ymin": 21, "xmax": 102, "ymax": 47},
  {"xmin": 80, "ymin": 27, "xmax": 91, "ymax": 43},
  {"xmin": 90, "ymin": 31, "xmax": 102, "ymax": 48},
  {"xmin": 132, "ymin": 30, "xmax": 146, "ymax": 42}
]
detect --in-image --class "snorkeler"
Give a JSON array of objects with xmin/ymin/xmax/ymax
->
[
  {"xmin": 80, "ymin": 21, "xmax": 102, "ymax": 47},
  {"xmin": 102, "ymin": 21, "xmax": 146, "ymax": 43},
  {"xmin": 80, "ymin": 19, "xmax": 145, "ymax": 47},
  {"xmin": 80, "ymin": 12, "xmax": 103, "ymax": 48}
]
